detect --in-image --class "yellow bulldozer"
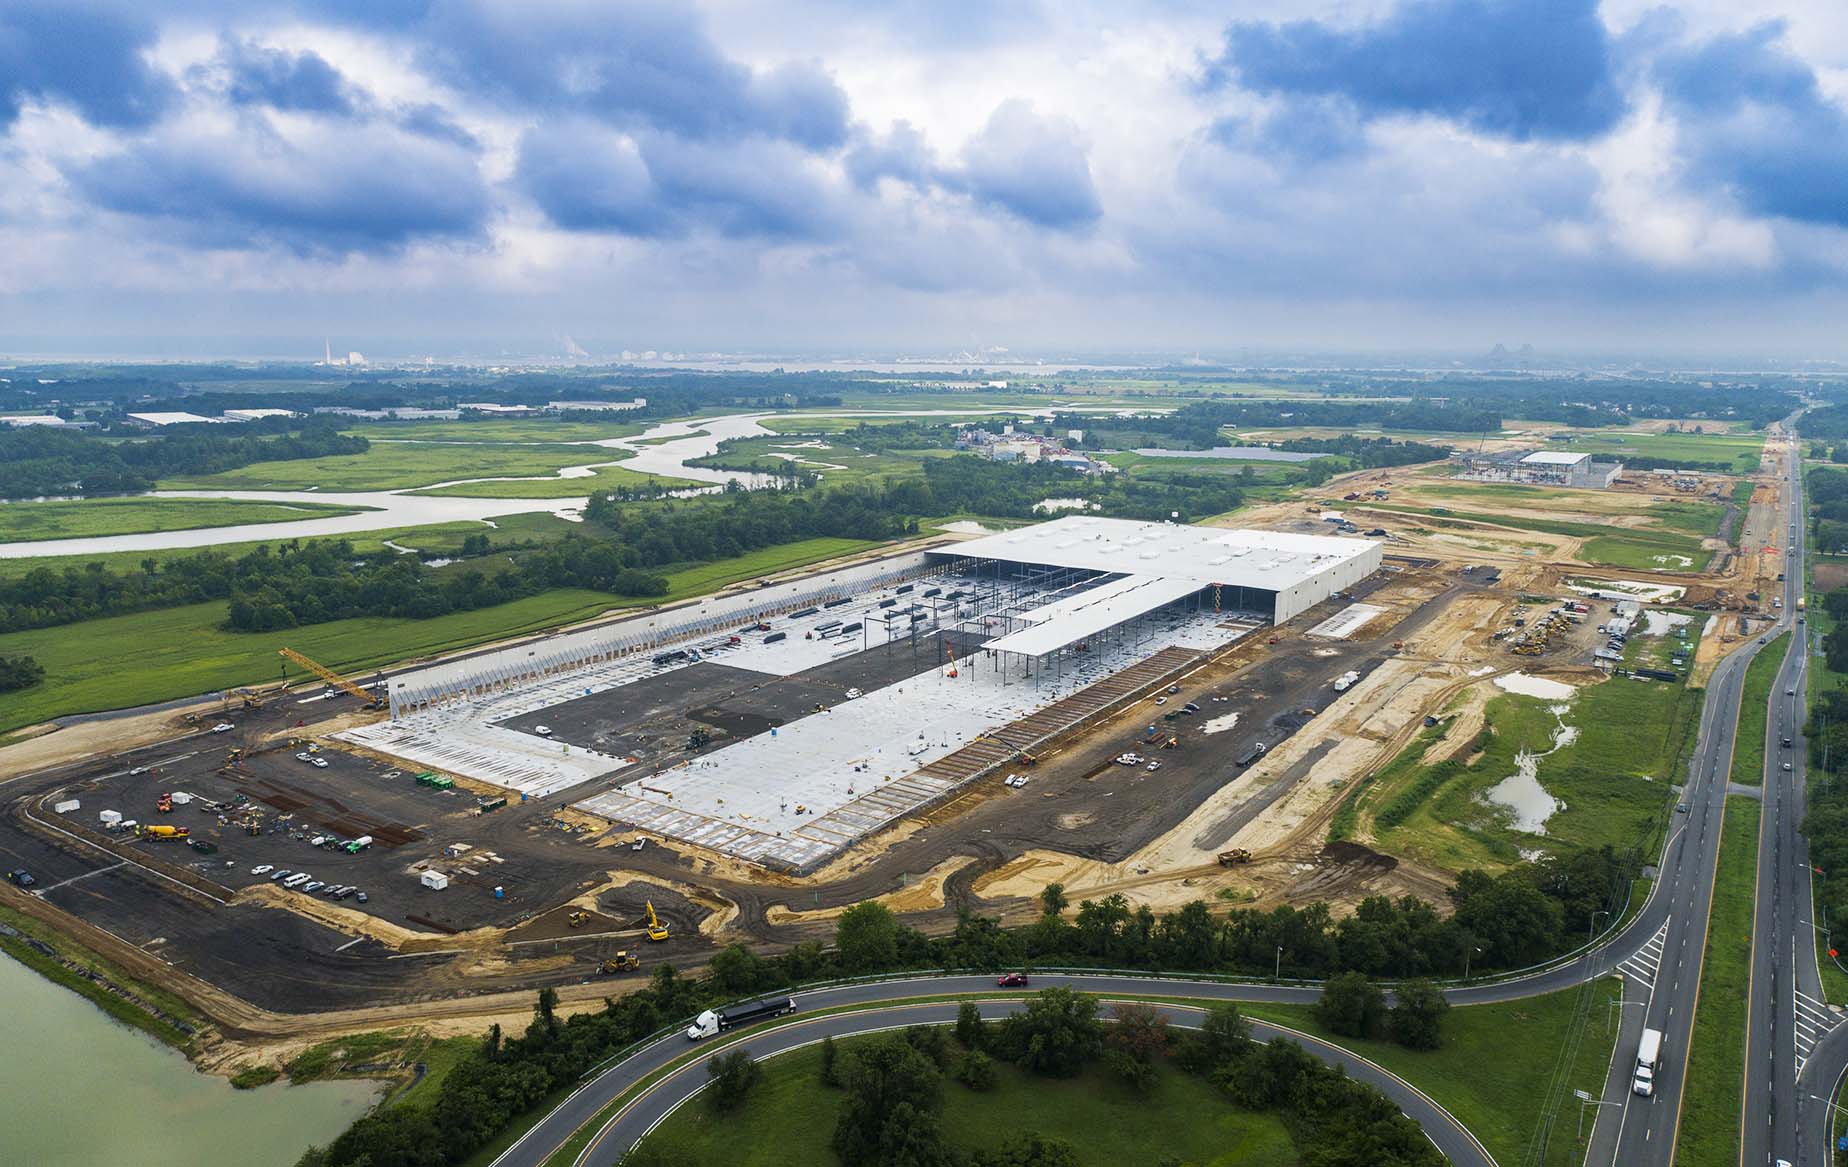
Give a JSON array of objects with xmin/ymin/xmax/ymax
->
[{"xmin": 599, "ymin": 951, "xmax": 641, "ymax": 974}]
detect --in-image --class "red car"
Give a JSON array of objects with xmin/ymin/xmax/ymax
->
[{"xmin": 997, "ymin": 972, "xmax": 1029, "ymax": 987}]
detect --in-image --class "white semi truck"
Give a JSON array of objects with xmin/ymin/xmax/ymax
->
[
  {"xmin": 1633, "ymin": 1027, "xmax": 1663, "ymax": 1097},
  {"xmin": 685, "ymin": 994, "xmax": 798, "ymax": 1040}
]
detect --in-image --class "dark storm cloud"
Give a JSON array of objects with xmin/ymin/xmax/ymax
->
[
  {"xmin": 515, "ymin": 122, "xmax": 839, "ymax": 241},
  {"xmin": 220, "ymin": 39, "xmax": 354, "ymax": 114},
  {"xmin": 418, "ymin": 0, "xmax": 849, "ymax": 148},
  {"xmin": 1653, "ymin": 22, "xmax": 1848, "ymax": 228},
  {"xmin": 953, "ymin": 100, "xmax": 1102, "ymax": 228},
  {"xmin": 0, "ymin": 1, "xmax": 174, "ymax": 130},
  {"xmin": 71, "ymin": 121, "xmax": 490, "ymax": 256},
  {"xmin": 1211, "ymin": 0, "xmax": 1624, "ymax": 142}
]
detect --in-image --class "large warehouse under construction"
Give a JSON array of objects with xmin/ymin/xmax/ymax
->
[{"xmin": 342, "ymin": 516, "xmax": 1380, "ymax": 871}]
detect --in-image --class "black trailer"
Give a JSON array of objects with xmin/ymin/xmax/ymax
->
[
  {"xmin": 764, "ymin": 631, "xmax": 788, "ymax": 644},
  {"xmin": 791, "ymin": 607, "xmax": 820, "ymax": 618},
  {"xmin": 824, "ymin": 597, "xmax": 854, "ymax": 608}
]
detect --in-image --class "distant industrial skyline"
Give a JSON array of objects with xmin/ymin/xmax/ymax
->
[{"xmin": 4, "ymin": 1, "xmax": 1848, "ymax": 357}]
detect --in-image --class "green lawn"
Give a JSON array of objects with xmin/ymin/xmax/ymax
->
[
  {"xmin": 636, "ymin": 1037, "xmax": 1297, "ymax": 1167},
  {"xmin": 0, "ymin": 497, "xmax": 370, "ymax": 543},
  {"xmin": 687, "ymin": 435, "xmax": 936, "ymax": 485},
  {"xmin": 159, "ymin": 442, "xmax": 612, "ymax": 492},
  {"xmin": 1677, "ymin": 795, "xmax": 1759, "ymax": 1167},
  {"xmin": 1733, "ymin": 632, "xmax": 1790, "ymax": 786},
  {"xmin": 342, "ymin": 419, "xmax": 650, "ymax": 443},
  {"xmin": 1549, "ymin": 430, "xmax": 1765, "ymax": 473},
  {"xmin": 409, "ymin": 463, "xmax": 701, "ymax": 498},
  {"xmin": 0, "ymin": 534, "xmax": 885, "ymax": 729},
  {"xmin": 1369, "ymin": 668, "xmax": 1696, "ymax": 871},
  {"xmin": 0, "ymin": 512, "xmax": 585, "ymax": 579},
  {"xmin": 1245, "ymin": 981, "xmax": 1620, "ymax": 1167}
]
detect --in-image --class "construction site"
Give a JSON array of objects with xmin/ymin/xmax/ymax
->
[{"xmin": 0, "ymin": 426, "xmax": 1797, "ymax": 1059}]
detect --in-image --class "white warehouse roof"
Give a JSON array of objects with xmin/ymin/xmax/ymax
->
[
  {"xmin": 1520, "ymin": 450, "xmax": 1591, "ymax": 466},
  {"xmin": 949, "ymin": 516, "xmax": 1377, "ymax": 594},
  {"xmin": 128, "ymin": 411, "xmax": 218, "ymax": 426}
]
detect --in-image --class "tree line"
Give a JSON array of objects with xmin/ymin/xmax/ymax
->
[
  {"xmin": 295, "ymin": 846, "xmax": 1620, "ymax": 1167},
  {"xmin": 0, "ymin": 420, "xmax": 366, "ymax": 499}
]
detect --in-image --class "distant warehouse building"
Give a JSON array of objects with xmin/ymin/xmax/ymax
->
[{"xmin": 1459, "ymin": 448, "xmax": 1622, "ymax": 489}]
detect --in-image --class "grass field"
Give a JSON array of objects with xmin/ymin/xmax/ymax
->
[
  {"xmin": 159, "ymin": 441, "xmax": 612, "ymax": 492},
  {"xmin": 635, "ymin": 1036, "xmax": 1297, "ymax": 1167},
  {"xmin": 0, "ymin": 511, "xmax": 585, "ymax": 579},
  {"xmin": 1100, "ymin": 450, "xmax": 1307, "ymax": 483},
  {"xmin": 1550, "ymin": 429, "xmax": 1765, "ymax": 472},
  {"xmin": 688, "ymin": 435, "xmax": 940, "ymax": 485},
  {"xmin": 1244, "ymin": 981, "xmax": 1620, "ymax": 1167},
  {"xmin": 0, "ymin": 534, "xmax": 883, "ymax": 730},
  {"xmin": 409, "ymin": 462, "xmax": 701, "ymax": 498},
  {"xmin": 0, "ymin": 497, "xmax": 370, "ymax": 543},
  {"xmin": 1733, "ymin": 631, "xmax": 1790, "ymax": 786},
  {"xmin": 1367, "ymin": 669, "xmax": 1695, "ymax": 871},
  {"xmin": 1676, "ymin": 795, "xmax": 1759, "ymax": 1167},
  {"xmin": 342, "ymin": 419, "xmax": 651, "ymax": 443}
]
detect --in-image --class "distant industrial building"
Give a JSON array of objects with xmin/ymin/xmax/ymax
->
[
  {"xmin": 222, "ymin": 408, "xmax": 299, "ymax": 422},
  {"xmin": 548, "ymin": 398, "xmax": 647, "ymax": 412},
  {"xmin": 1458, "ymin": 448, "xmax": 1623, "ymax": 488},
  {"xmin": 126, "ymin": 411, "xmax": 218, "ymax": 427},
  {"xmin": 1, "ymin": 414, "xmax": 68, "ymax": 427}
]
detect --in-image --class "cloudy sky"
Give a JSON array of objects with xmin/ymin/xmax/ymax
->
[{"xmin": 4, "ymin": 0, "xmax": 1848, "ymax": 359}]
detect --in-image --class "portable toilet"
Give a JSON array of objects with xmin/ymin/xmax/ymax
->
[
  {"xmin": 420, "ymin": 870, "xmax": 450, "ymax": 891},
  {"xmin": 493, "ymin": 886, "xmax": 504, "ymax": 900}
]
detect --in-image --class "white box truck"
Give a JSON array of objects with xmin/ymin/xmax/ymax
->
[{"xmin": 1633, "ymin": 1027, "xmax": 1663, "ymax": 1097}]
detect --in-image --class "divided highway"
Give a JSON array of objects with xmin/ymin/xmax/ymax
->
[{"xmin": 1744, "ymin": 432, "xmax": 1828, "ymax": 1167}]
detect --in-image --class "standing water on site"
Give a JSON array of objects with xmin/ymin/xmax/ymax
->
[
  {"xmin": 1482, "ymin": 702, "xmax": 1579, "ymax": 834},
  {"xmin": 0, "ymin": 952, "xmax": 378, "ymax": 1166}
]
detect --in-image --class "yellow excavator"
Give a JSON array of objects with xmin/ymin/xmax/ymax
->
[{"xmin": 644, "ymin": 900, "xmax": 670, "ymax": 942}]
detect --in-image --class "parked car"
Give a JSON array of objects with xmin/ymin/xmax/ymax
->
[
  {"xmin": 251, "ymin": 864, "xmax": 274, "ymax": 875},
  {"xmin": 534, "ymin": 725, "xmax": 553, "ymax": 736},
  {"xmin": 210, "ymin": 723, "xmax": 234, "ymax": 733}
]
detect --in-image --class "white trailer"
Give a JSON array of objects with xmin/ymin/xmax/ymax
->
[{"xmin": 1633, "ymin": 1027, "xmax": 1663, "ymax": 1097}]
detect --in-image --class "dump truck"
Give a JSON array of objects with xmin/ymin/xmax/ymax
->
[
  {"xmin": 1217, "ymin": 849, "xmax": 1252, "ymax": 866},
  {"xmin": 567, "ymin": 910, "xmax": 590, "ymax": 929},
  {"xmin": 685, "ymin": 994, "xmax": 798, "ymax": 1040}
]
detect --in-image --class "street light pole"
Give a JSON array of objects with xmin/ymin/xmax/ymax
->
[
  {"xmin": 1591, "ymin": 909, "xmax": 1610, "ymax": 944},
  {"xmin": 1275, "ymin": 946, "xmax": 1283, "ymax": 980}
]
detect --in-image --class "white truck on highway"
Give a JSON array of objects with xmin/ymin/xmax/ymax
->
[{"xmin": 1633, "ymin": 1027, "xmax": 1663, "ymax": 1097}]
